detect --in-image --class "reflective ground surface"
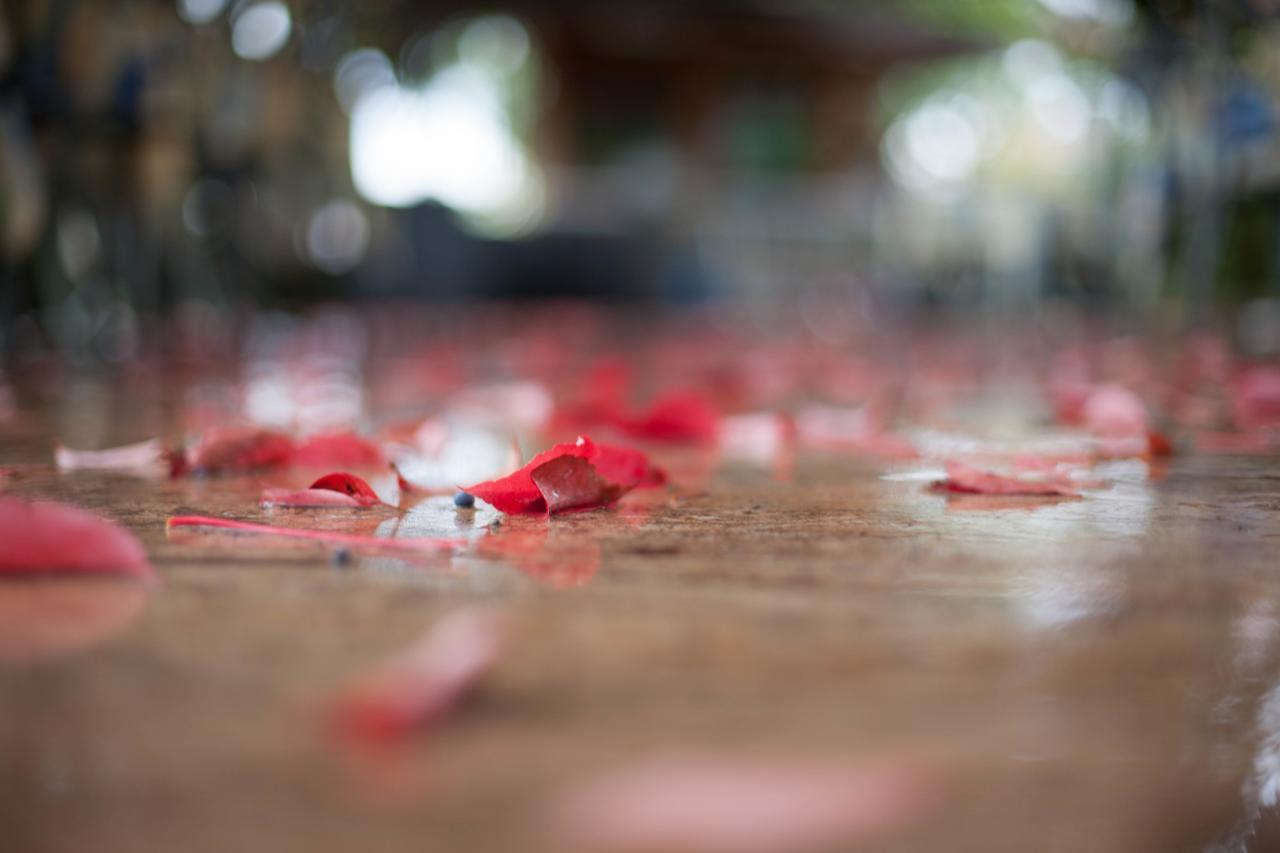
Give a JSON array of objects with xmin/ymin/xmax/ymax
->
[{"xmin": 2, "ymin": 377, "xmax": 1280, "ymax": 853}]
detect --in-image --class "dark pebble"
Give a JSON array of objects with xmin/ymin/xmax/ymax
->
[
  {"xmin": 331, "ymin": 548, "xmax": 353, "ymax": 568},
  {"xmin": 454, "ymin": 491, "xmax": 476, "ymax": 508}
]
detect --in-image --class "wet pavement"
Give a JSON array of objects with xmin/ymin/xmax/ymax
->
[{"xmin": 2, "ymin": 385, "xmax": 1280, "ymax": 852}]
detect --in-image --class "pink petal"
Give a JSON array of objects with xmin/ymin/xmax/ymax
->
[
  {"xmin": 552, "ymin": 755, "xmax": 938, "ymax": 852},
  {"xmin": 332, "ymin": 608, "xmax": 506, "ymax": 742},
  {"xmin": 0, "ymin": 498, "xmax": 154, "ymax": 578},
  {"xmin": 936, "ymin": 461, "xmax": 1081, "ymax": 497},
  {"xmin": 1232, "ymin": 365, "xmax": 1280, "ymax": 430},
  {"xmin": 54, "ymin": 438, "xmax": 168, "ymax": 472},
  {"xmin": 261, "ymin": 488, "xmax": 365, "ymax": 508},
  {"xmin": 1081, "ymin": 384, "xmax": 1149, "ymax": 439}
]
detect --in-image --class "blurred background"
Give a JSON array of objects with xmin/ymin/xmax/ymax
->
[{"xmin": 3, "ymin": 0, "xmax": 1280, "ymax": 368}]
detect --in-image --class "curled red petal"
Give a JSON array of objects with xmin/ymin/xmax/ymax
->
[
  {"xmin": 463, "ymin": 436, "xmax": 595, "ymax": 514},
  {"xmin": 260, "ymin": 472, "xmax": 383, "ymax": 508},
  {"xmin": 290, "ymin": 431, "xmax": 386, "ymax": 468},
  {"xmin": 309, "ymin": 472, "xmax": 382, "ymax": 505},
  {"xmin": 332, "ymin": 608, "xmax": 506, "ymax": 742},
  {"xmin": 0, "ymin": 498, "xmax": 154, "ymax": 579},
  {"xmin": 186, "ymin": 427, "xmax": 296, "ymax": 475},
  {"xmin": 531, "ymin": 455, "xmax": 629, "ymax": 515}
]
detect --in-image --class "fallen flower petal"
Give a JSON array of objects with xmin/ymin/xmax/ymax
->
[
  {"xmin": 463, "ymin": 436, "xmax": 598, "ymax": 514},
  {"xmin": 1231, "ymin": 365, "xmax": 1280, "ymax": 431},
  {"xmin": 1082, "ymin": 384, "xmax": 1149, "ymax": 439},
  {"xmin": 185, "ymin": 426, "xmax": 296, "ymax": 475},
  {"xmin": 309, "ymin": 472, "xmax": 383, "ymax": 504},
  {"xmin": 588, "ymin": 442, "xmax": 666, "ymax": 489},
  {"xmin": 935, "ymin": 461, "xmax": 1082, "ymax": 497},
  {"xmin": 261, "ymin": 489, "xmax": 367, "ymax": 508},
  {"xmin": 551, "ymin": 755, "xmax": 939, "ymax": 852},
  {"xmin": 332, "ymin": 608, "xmax": 506, "ymax": 742},
  {"xmin": 719, "ymin": 412, "xmax": 792, "ymax": 464},
  {"xmin": 262, "ymin": 472, "xmax": 384, "ymax": 508},
  {"xmin": 464, "ymin": 436, "xmax": 657, "ymax": 514},
  {"xmin": 166, "ymin": 515, "xmax": 463, "ymax": 555},
  {"xmin": 531, "ymin": 456, "xmax": 628, "ymax": 515},
  {"xmin": 54, "ymin": 438, "xmax": 168, "ymax": 473},
  {"xmin": 621, "ymin": 391, "xmax": 721, "ymax": 444},
  {"xmin": 290, "ymin": 431, "xmax": 386, "ymax": 468},
  {"xmin": 0, "ymin": 498, "xmax": 155, "ymax": 578}
]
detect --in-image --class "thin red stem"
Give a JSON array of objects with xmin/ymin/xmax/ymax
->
[{"xmin": 166, "ymin": 515, "xmax": 465, "ymax": 553}]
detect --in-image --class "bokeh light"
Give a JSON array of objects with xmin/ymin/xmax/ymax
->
[{"xmin": 231, "ymin": 1, "xmax": 292, "ymax": 61}]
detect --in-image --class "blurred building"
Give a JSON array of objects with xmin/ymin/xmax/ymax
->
[{"xmin": 6, "ymin": 0, "xmax": 1280, "ymax": 364}]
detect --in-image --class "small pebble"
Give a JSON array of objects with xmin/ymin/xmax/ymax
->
[
  {"xmin": 331, "ymin": 547, "xmax": 353, "ymax": 568},
  {"xmin": 454, "ymin": 491, "xmax": 476, "ymax": 508}
]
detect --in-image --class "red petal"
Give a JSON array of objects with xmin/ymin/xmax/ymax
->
[
  {"xmin": 463, "ymin": 437, "xmax": 595, "ymax": 514},
  {"xmin": 589, "ymin": 442, "xmax": 666, "ymax": 489},
  {"xmin": 290, "ymin": 431, "xmax": 386, "ymax": 468},
  {"xmin": 0, "ymin": 498, "xmax": 154, "ymax": 578},
  {"xmin": 309, "ymin": 472, "xmax": 382, "ymax": 505},
  {"xmin": 621, "ymin": 392, "xmax": 721, "ymax": 443},
  {"xmin": 260, "ymin": 472, "xmax": 382, "ymax": 508},
  {"xmin": 186, "ymin": 427, "xmax": 296, "ymax": 474},
  {"xmin": 332, "ymin": 609, "xmax": 505, "ymax": 742},
  {"xmin": 530, "ymin": 455, "xmax": 629, "ymax": 515}
]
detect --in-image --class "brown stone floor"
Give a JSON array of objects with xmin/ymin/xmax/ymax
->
[{"xmin": 3, "ymin": 380, "xmax": 1280, "ymax": 852}]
